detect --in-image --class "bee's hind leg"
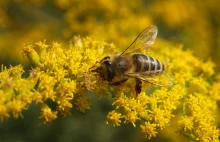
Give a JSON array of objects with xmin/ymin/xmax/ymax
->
[
  {"xmin": 109, "ymin": 79, "xmax": 128, "ymax": 86},
  {"xmin": 135, "ymin": 78, "xmax": 142, "ymax": 98}
]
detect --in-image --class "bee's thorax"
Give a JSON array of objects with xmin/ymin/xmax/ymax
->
[{"xmin": 111, "ymin": 55, "xmax": 132, "ymax": 76}]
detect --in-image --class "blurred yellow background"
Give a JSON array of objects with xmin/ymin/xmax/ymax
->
[{"xmin": 0, "ymin": 0, "xmax": 219, "ymax": 70}]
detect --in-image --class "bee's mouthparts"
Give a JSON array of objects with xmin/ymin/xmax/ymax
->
[{"xmin": 90, "ymin": 69, "xmax": 98, "ymax": 72}]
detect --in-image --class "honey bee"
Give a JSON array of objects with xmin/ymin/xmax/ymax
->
[{"xmin": 91, "ymin": 25, "xmax": 173, "ymax": 96}]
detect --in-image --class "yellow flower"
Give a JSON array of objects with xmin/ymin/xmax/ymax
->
[
  {"xmin": 124, "ymin": 111, "xmax": 140, "ymax": 127},
  {"xmin": 7, "ymin": 99, "xmax": 26, "ymax": 118},
  {"xmin": 38, "ymin": 72, "xmax": 56, "ymax": 101},
  {"xmin": 74, "ymin": 95, "xmax": 90, "ymax": 113},
  {"xmin": 178, "ymin": 94, "xmax": 219, "ymax": 141},
  {"xmin": 179, "ymin": 116, "xmax": 194, "ymax": 132},
  {"xmin": 188, "ymin": 77, "xmax": 209, "ymax": 94},
  {"xmin": 34, "ymin": 39, "xmax": 49, "ymax": 63},
  {"xmin": 22, "ymin": 44, "xmax": 41, "ymax": 67},
  {"xmin": 106, "ymin": 110, "xmax": 122, "ymax": 127},
  {"xmin": 112, "ymin": 94, "xmax": 129, "ymax": 110},
  {"xmin": 140, "ymin": 122, "xmax": 158, "ymax": 139},
  {"xmin": 40, "ymin": 104, "xmax": 58, "ymax": 123}
]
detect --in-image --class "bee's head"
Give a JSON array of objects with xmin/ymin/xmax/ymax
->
[{"xmin": 92, "ymin": 56, "xmax": 114, "ymax": 82}]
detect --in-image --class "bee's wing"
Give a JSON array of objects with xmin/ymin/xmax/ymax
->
[
  {"xmin": 126, "ymin": 72, "xmax": 173, "ymax": 87},
  {"xmin": 121, "ymin": 25, "xmax": 158, "ymax": 55}
]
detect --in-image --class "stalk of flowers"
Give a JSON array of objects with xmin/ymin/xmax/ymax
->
[{"xmin": 0, "ymin": 36, "xmax": 219, "ymax": 141}]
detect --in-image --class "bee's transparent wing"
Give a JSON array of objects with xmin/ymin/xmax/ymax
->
[
  {"xmin": 121, "ymin": 25, "xmax": 158, "ymax": 55},
  {"xmin": 126, "ymin": 72, "xmax": 173, "ymax": 87}
]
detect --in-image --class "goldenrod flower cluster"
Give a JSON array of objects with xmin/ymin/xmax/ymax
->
[{"xmin": 0, "ymin": 35, "xmax": 219, "ymax": 141}]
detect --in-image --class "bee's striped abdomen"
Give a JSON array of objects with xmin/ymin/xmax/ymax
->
[{"xmin": 132, "ymin": 54, "xmax": 164, "ymax": 76}]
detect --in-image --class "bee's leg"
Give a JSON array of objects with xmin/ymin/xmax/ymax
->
[
  {"xmin": 135, "ymin": 78, "xmax": 142, "ymax": 97},
  {"xmin": 109, "ymin": 79, "xmax": 128, "ymax": 86},
  {"xmin": 126, "ymin": 73, "xmax": 173, "ymax": 87}
]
